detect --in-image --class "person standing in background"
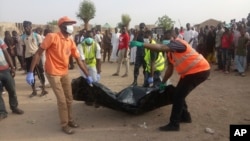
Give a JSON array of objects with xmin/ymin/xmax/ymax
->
[
  {"xmin": 111, "ymin": 28, "xmax": 120, "ymax": 63},
  {"xmin": 130, "ymin": 22, "xmax": 146, "ymax": 86},
  {"xmin": 12, "ymin": 30, "xmax": 24, "ymax": 71},
  {"xmin": 4, "ymin": 31, "xmax": 16, "ymax": 70},
  {"xmin": 112, "ymin": 25, "xmax": 130, "ymax": 77},
  {"xmin": 129, "ymin": 28, "xmax": 136, "ymax": 65},
  {"xmin": 102, "ymin": 29, "xmax": 112, "ymax": 63},
  {"xmin": 0, "ymin": 38, "xmax": 24, "ymax": 121}
]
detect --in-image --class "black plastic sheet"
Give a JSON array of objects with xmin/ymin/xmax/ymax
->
[{"xmin": 72, "ymin": 77, "xmax": 175, "ymax": 114}]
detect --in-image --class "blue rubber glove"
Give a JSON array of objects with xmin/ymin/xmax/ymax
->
[
  {"xmin": 86, "ymin": 76, "xmax": 93, "ymax": 85},
  {"xmin": 159, "ymin": 83, "xmax": 166, "ymax": 91},
  {"xmin": 148, "ymin": 77, "xmax": 154, "ymax": 84},
  {"xmin": 130, "ymin": 41, "xmax": 144, "ymax": 48},
  {"xmin": 96, "ymin": 74, "xmax": 101, "ymax": 82},
  {"xmin": 26, "ymin": 72, "xmax": 34, "ymax": 85}
]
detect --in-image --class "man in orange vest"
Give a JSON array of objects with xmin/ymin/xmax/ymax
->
[{"xmin": 130, "ymin": 29, "xmax": 210, "ymax": 131}]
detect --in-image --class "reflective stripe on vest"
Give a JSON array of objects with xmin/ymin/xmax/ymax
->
[
  {"xmin": 144, "ymin": 40, "xmax": 165, "ymax": 72},
  {"xmin": 168, "ymin": 39, "xmax": 204, "ymax": 76}
]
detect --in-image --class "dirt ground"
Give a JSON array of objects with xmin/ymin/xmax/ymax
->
[{"xmin": 0, "ymin": 62, "xmax": 250, "ymax": 141}]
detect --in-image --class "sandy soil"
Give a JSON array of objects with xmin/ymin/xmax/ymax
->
[{"xmin": 0, "ymin": 62, "xmax": 250, "ymax": 141}]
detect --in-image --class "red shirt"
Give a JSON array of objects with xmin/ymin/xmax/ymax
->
[
  {"xmin": 221, "ymin": 33, "xmax": 234, "ymax": 48},
  {"xmin": 118, "ymin": 32, "xmax": 130, "ymax": 50}
]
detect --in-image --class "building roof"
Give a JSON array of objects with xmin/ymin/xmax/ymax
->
[{"xmin": 194, "ymin": 18, "xmax": 222, "ymax": 29}]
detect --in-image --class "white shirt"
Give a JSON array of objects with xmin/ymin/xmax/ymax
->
[
  {"xmin": 77, "ymin": 42, "xmax": 101, "ymax": 61},
  {"xmin": 183, "ymin": 29, "xmax": 194, "ymax": 45},
  {"xmin": 95, "ymin": 33, "xmax": 102, "ymax": 43}
]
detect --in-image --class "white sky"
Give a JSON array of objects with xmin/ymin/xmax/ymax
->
[{"xmin": 0, "ymin": 0, "xmax": 249, "ymax": 28}]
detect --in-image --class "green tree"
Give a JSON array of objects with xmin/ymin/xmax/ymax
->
[
  {"xmin": 77, "ymin": 0, "xmax": 96, "ymax": 30},
  {"xmin": 47, "ymin": 20, "xmax": 58, "ymax": 25},
  {"xmin": 155, "ymin": 15, "xmax": 175, "ymax": 30},
  {"xmin": 121, "ymin": 14, "xmax": 131, "ymax": 28}
]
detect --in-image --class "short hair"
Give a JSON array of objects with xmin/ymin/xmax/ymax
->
[
  {"xmin": 163, "ymin": 29, "xmax": 176, "ymax": 38},
  {"xmin": 23, "ymin": 21, "xmax": 32, "ymax": 27}
]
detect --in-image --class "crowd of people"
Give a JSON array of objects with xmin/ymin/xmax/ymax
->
[{"xmin": 1, "ymin": 13, "xmax": 250, "ymax": 134}]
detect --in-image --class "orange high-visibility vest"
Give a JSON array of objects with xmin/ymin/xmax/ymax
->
[{"xmin": 167, "ymin": 39, "xmax": 210, "ymax": 78}]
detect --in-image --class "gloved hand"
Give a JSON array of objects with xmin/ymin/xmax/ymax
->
[
  {"xmin": 130, "ymin": 41, "xmax": 144, "ymax": 48},
  {"xmin": 148, "ymin": 77, "xmax": 154, "ymax": 84},
  {"xmin": 26, "ymin": 72, "xmax": 34, "ymax": 85},
  {"xmin": 159, "ymin": 83, "xmax": 166, "ymax": 91},
  {"xmin": 96, "ymin": 74, "xmax": 101, "ymax": 82},
  {"xmin": 86, "ymin": 76, "xmax": 93, "ymax": 85}
]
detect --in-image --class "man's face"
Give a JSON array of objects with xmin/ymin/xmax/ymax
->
[
  {"xmin": 121, "ymin": 27, "xmax": 126, "ymax": 33},
  {"xmin": 24, "ymin": 25, "xmax": 32, "ymax": 35},
  {"xmin": 139, "ymin": 26, "xmax": 145, "ymax": 32}
]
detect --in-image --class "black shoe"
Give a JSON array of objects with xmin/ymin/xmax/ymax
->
[
  {"xmin": 130, "ymin": 81, "xmax": 137, "ymax": 87},
  {"xmin": 0, "ymin": 114, "xmax": 7, "ymax": 121},
  {"xmin": 159, "ymin": 122, "xmax": 180, "ymax": 131},
  {"xmin": 180, "ymin": 112, "xmax": 192, "ymax": 123},
  {"xmin": 29, "ymin": 91, "xmax": 37, "ymax": 98},
  {"xmin": 12, "ymin": 108, "xmax": 24, "ymax": 115},
  {"xmin": 40, "ymin": 90, "xmax": 48, "ymax": 97},
  {"xmin": 69, "ymin": 66, "xmax": 74, "ymax": 70}
]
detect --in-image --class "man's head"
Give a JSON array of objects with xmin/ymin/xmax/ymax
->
[
  {"xmin": 84, "ymin": 30, "xmax": 94, "ymax": 46},
  {"xmin": 217, "ymin": 23, "xmax": 222, "ymax": 30},
  {"xmin": 58, "ymin": 16, "xmax": 76, "ymax": 35},
  {"xmin": 163, "ymin": 29, "xmax": 175, "ymax": 40},
  {"xmin": 12, "ymin": 30, "xmax": 18, "ymax": 37},
  {"xmin": 36, "ymin": 27, "xmax": 43, "ymax": 35},
  {"xmin": 139, "ymin": 22, "xmax": 146, "ymax": 31},
  {"xmin": 144, "ymin": 30, "xmax": 153, "ymax": 43},
  {"xmin": 115, "ymin": 28, "xmax": 118, "ymax": 33},
  {"xmin": 23, "ymin": 21, "xmax": 32, "ymax": 35},
  {"xmin": 121, "ymin": 26, "xmax": 127, "ymax": 34},
  {"xmin": 186, "ymin": 23, "xmax": 191, "ymax": 30}
]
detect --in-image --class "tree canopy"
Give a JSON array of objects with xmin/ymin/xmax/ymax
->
[
  {"xmin": 76, "ymin": 0, "xmax": 96, "ymax": 30},
  {"xmin": 155, "ymin": 15, "xmax": 175, "ymax": 30}
]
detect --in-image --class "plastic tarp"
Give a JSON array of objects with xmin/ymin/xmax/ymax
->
[{"xmin": 72, "ymin": 77, "xmax": 175, "ymax": 114}]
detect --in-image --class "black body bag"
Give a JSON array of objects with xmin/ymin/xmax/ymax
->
[{"xmin": 72, "ymin": 77, "xmax": 175, "ymax": 114}]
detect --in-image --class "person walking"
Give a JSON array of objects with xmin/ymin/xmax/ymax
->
[
  {"xmin": 112, "ymin": 25, "xmax": 130, "ymax": 77},
  {"xmin": 130, "ymin": 29, "xmax": 210, "ymax": 131},
  {"xmin": 21, "ymin": 21, "xmax": 48, "ymax": 97},
  {"xmin": 0, "ymin": 38, "xmax": 24, "ymax": 121},
  {"xmin": 25, "ymin": 16, "xmax": 93, "ymax": 134}
]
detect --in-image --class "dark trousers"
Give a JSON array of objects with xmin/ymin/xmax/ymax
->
[
  {"xmin": 247, "ymin": 45, "xmax": 250, "ymax": 68},
  {"xmin": 133, "ymin": 55, "xmax": 146, "ymax": 82},
  {"xmin": 216, "ymin": 48, "xmax": 223, "ymax": 70},
  {"xmin": 170, "ymin": 70, "xmax": 210, "ymax": 123},
  {"xmin": 144, "ymin": 71, "xmax": 162, "ymax": 87},
  {"xmin": 17, "ymin": 55, "xmax": 24, "ymax": 69},
  {"xmin": 25, "ymin": 56, "xmax": 45, "ymax": 87},
  {"xmin": 103, "ymin": 47, "xmax": 112, "ymax": 62},
  {"xmin": 0, "ymin": 69, "xmax": 19, "ymax": 115},
  {"xmin": 69, "ymin": 55, "xmax": 74, "ymax": 69}
]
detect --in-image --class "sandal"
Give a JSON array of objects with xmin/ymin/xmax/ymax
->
[
  {"xmin": 112, "ymin": 73, "xmax": 119, "ymax": 76},
  {"xmin": 68, "ymin": 121, "xmax": 79, "ymax": 128},
  {"xmin": 62, "ymin": 126, "xmax": 75, "ymax": 134}
]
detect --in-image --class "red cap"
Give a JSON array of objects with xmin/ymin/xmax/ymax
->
[{"xmin": 58, "ymin": 16, "xmax": 76, "ymax": 26}]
